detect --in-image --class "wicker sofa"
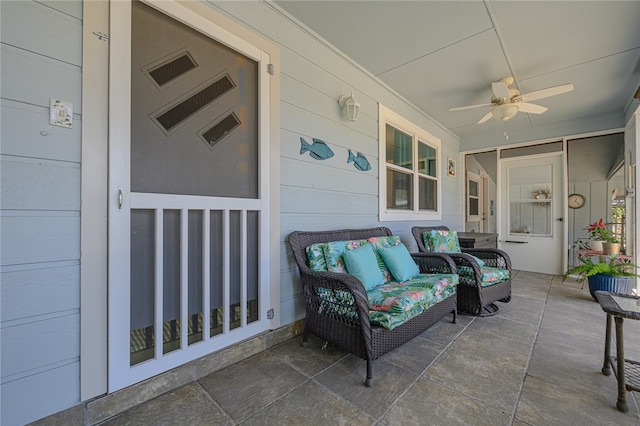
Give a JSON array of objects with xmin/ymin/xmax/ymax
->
[
  {"xmin": 288, "ymin": 227, "xmax": 458, "ymax": 386},
  {"xmin": 412, "ymin": 226, "xmax": 512, "ymax": 317}
]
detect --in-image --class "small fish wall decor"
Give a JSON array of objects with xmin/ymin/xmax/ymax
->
[
  {"xmin": 347, "ymin": 149, "xmax": 371, "ymax": 171},
  {"xmin": 300, "ymin": 137, "xmax": 334, "ymax": 160}
]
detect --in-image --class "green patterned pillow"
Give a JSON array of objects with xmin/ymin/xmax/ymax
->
[
  {"xmin": 323, "ymin": 240, "xmax": 368, "ymax": 273},
  {"xmin": 306, "ymin": 243, "xmax": 328, "ymax": 272},
  {"xmin": 423, "ymin": 230, "xmax": 461, "ymax": 253},
  {"xmin": 367, "ymin": 236, "xmax": 401, "ymax": 283}
]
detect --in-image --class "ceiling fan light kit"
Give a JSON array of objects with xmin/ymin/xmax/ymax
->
[
  {"xmin": 492, "ymin": 103, "xmax": 519, "ymax": 121},
  {"xmin": 450, "ymin": 76, "xmax": 574, "ymax": 126}
]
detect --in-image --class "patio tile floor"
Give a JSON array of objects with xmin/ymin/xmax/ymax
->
[{"xmin": 100, "ymin": 271, "xmax": 640, "ymax": 425}]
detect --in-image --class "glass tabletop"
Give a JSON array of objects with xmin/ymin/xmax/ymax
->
[{"xmin": 612, "ymin": 295, "xmax": 640, "ymax": 314}]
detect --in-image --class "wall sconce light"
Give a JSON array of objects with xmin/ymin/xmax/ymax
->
[{"xmin": 338, "ymin": 92, "xmax": 360, "ymax": 121}]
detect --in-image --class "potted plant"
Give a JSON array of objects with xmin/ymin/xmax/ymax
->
[
  {"xmin": 562, "ymin": 253, "xmax": 638, "ymax": 300},
  {"xmin": 586, "ymin": 218, "xmax": 610, "ymax": 252}
]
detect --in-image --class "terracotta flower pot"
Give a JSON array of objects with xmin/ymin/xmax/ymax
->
[{"xmin": 603, "ymin": 242, "xmax": 621, "ymax": 255}]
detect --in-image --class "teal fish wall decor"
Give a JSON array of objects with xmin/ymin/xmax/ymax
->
[
  {"xmin": 347, "ymin": 149, "xmax": 371, "ymax": 171},
  {"xmin": 300, "ymin": 137, "xmax": 334, "ymax": 160}
]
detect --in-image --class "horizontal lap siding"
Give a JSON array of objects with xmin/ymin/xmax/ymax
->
[
  {"xmin": 1, "ymin": 1, "xmax": 82, "ymax": 425},
  {"xmin": 211, "ymin": 2, "xmax": 460, "ymax": 325}
]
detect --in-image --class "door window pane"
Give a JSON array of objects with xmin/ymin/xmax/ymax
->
[
  {"xmin": 469, "ymin": 180, "xmax": 478, "ymax": 197},
  {"xmin": 469, "ymin": 198, "xmax": 479, "ymax": 216},
  {"xmin": 508, "ymin": 164, "xmax": 553, "ymax": 236}
]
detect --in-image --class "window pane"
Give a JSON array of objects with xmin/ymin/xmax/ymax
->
[
  {"xmin": 418, "ymin": 142, "xmax": 436, "ymax": 177},
  {"xmin": 419, "ymin": 177, "xmax": 437, "ymax": 211},
  {"xmin": 386, "ymin": 124, "xmax": 413, "ymax": 170},
  {"xmin": 387, "ymin": 169, "xmax": 413, "ymax": 210},
  {"xmin": 469, "ymin": 198, "xmax": 479, "ymax": 215},
  {"xmin": 469, "ymin": 180, "xmax": 478, "ymax": 197}
]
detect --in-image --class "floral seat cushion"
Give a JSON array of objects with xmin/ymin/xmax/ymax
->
[
  {"xmin": 367, "ymin": 273, "xmax": 458, "ymax": 313},
  {"xmin": 315, "ymin": 273, "xmax": 458, "ymax": 330},
  {"xmin": 458, "ymin": 265, "xmax": 510, "ymax": 287}
]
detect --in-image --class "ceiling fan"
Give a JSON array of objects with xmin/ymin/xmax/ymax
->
[{"xmin": 450, "ymin": 77, "xmax": 574, "ymax": 124}]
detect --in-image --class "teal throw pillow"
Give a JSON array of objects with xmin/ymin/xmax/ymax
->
[
  {"xmin": 343, "ymin": 244, "xmax": 384, "ymax": 291},
  {"xmin": 379, "ymin": 244, "xmax": 420, "ymax": 282}
]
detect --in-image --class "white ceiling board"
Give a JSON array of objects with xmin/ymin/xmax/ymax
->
[
  {"xmin": 490, "ymin": 1, "xmax": 640, "ymax": 81},
  {"xmin": 274, "ymin": 0, "xmax": 640, "ymax": 146},
  {"xmin": 276, "ymin": 1, "xmax": 494, "ymax": 76}
]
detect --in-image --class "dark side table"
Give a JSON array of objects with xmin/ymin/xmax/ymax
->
[{"xmin": 594, "ymin": 290, "xmax": 640, "ymax": 412}]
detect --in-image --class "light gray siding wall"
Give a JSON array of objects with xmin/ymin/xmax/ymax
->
[
  {"xmin": 1, "ymin": 1, "xmax": 83, "ymax": 425},
  {"xmin": 210, "ymin": 1, "xmax": 461, "ymax": 325},
  {"xmin": 0, "ymin": 1, "xmax": 461, "ymax": 424}
]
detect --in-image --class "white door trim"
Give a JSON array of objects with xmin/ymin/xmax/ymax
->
[{"xmin": 107, "ymin": 0, "xmax": 279, "ymax": 392}]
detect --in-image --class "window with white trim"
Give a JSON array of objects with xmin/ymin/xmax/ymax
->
[{"xmin": 379, "ymin": 105, "xmax": 441, "ymax": 221}]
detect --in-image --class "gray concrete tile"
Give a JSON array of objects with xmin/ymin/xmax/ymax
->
[
  {"xmin": 418, "ymin": 315, "xmax": 469, "ymax": 345},
  {"xmin": 241, "ymin": 380, "xmax": 374, "ymax": 426},
  {"xmin": 199, "ymin": 352, "xmax": 308, "ymax": 423},
  {"xmin": 378, "ymin": 335, "xmax": 445, "ymax": 375},
  {"xmin": 448, "ymin": 327, "xmax": 532, "ymax": 365},
  {"xmin": 383, "ymin": 377, "xmax": 511, "ymax": 426},
  {"xmin": 101, "ymin": 383, "xmax": 233, "ymax": 426},
  {"xmin": 425, "ymin": 341, "xmax": 527, "ymax": 413},
  {"xmin": 269, "ymin": 334, "xmax": 347, "ymax": 378},
  {"xmin": 314, "ymin": 355, "xmax": 419, "ymax": 419},
  {"xmin": 466, "ymin": 314, "xmax": 539, "ymax": 345},
  {"xmin": 516, "ymin": 375, "xmax": 640, "ymax": 425}
]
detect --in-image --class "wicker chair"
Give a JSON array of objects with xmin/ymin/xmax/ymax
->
[
  {"xmin": 288, "ymin": 227, "xmax": 458, "ymax": 387},
  {"xmin": 411, "ymin": 226, "xmax": 512, "ymax": 317}
]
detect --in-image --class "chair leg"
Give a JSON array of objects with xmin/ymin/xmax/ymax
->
[
  {"xmin": 478, "ymin": 303, "xmax": 499, "ymax": 317},
  {"xmin": 365, "ymin": 359, "xmax": 373, "ymax": 387}
]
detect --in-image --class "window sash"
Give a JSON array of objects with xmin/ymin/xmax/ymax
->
[{"xmin": 379, "ymin": 105, "xmax": 441, "ymax": 221}]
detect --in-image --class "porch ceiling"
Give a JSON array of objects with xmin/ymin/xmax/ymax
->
[{"xmin": 275, "ymin": 1, "xmax": 640, "ymax": 147}]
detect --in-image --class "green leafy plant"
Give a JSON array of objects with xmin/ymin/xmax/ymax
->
[
  {"xmin": 586, "ymin": 218, "xmax": 616, "ymax": 242},
  {"xmin": 562, "ymin": 254, "xmax": 638, "ymax": 284}
]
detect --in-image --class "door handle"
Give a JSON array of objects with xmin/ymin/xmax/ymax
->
[
  {"xmin": 502, "ymin": 240, "xmax": 529, "ymax": 244},
  {"xmin": 118, "ymin": 188, "xmax": 123, "ymax": 211},
  {"xmin": 556, "ymin": 217, "xmax": 564, "ymax": 222}
]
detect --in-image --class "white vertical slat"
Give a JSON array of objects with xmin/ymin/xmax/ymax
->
[
  {"xmin": 222, "ymin": 209, "xmax": 230, "ymax": 335},
  {"xmin": 202, "ymin": 210, "xmax": 211, "ymax": 340},
  {"xmin": 180, "ymin": 208, "xmax": 188, "ymax": 349},
  {"xmin": 154, "ymin": 208, "xmax": 163, "ymax": 360},
  {"xmin": 240, "ymin": 209, "xmax": 247, "ymax": 327}
]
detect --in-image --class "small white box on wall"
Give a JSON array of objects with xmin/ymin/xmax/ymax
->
[{"xmin": 50, "ymin": 99, "xmax": 73, "ymax": 128}]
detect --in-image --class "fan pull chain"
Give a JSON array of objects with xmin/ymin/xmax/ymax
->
[{"xmin": 503, "ymin": 121, "xmax": 509, "ymax": 140}]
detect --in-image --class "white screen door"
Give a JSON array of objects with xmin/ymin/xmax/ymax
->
[
  {"xmin": 108, "ymin": 0, "xmax": 271, "ymax": 391},
  {"xmin": 499, "ymin": 154, "xmax": 564, "ymax": 274}
]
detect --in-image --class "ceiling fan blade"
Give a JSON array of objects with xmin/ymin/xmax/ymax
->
[
  {"xmin": 518, "ymin": 83, "xmax": 574, "ymax": 102},
  {"xmin": 449, "ymin": 103, "xmax": 493, "ymax": 111},
  {"xmin": 491, "ymin": 81, "xmax": 511, "ymax": 99},
  {"xmin": 517, "ymin": 102, "xmax": 548, "ymax": 114},
  {"xmin": 477, "ymin": 111, "xmax": 493, "ymax": 124}
]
